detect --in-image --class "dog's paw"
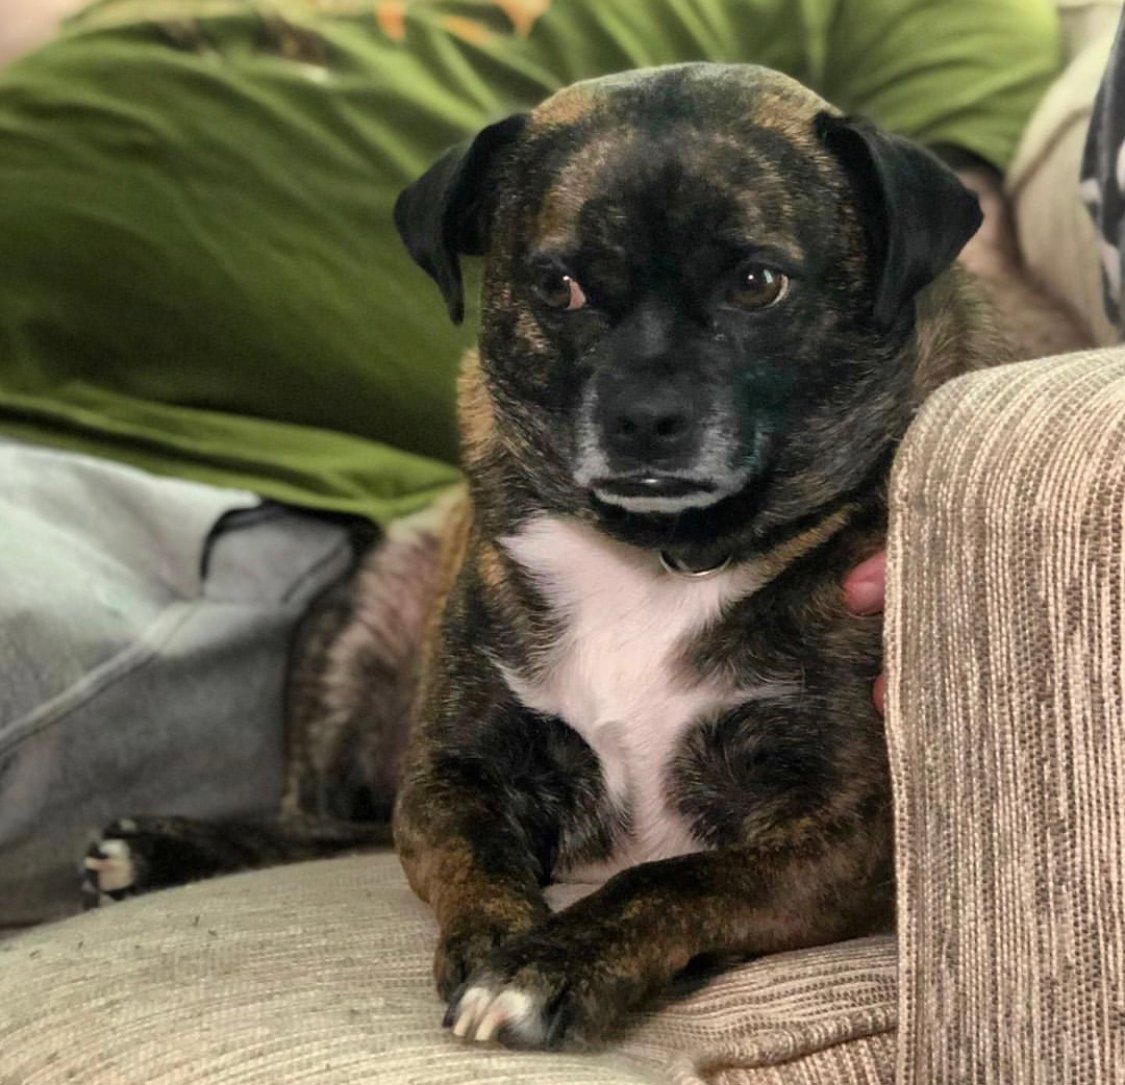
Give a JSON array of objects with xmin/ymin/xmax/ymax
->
[
  {"xmin": 445, "ymin": 975, "xmax": 567, "ymax": 1048},
  {"xmin": 434, "ymin": 922, "xmax": 516, "ymax": 1001},
  {"xmin": 82, "ymin": 817, "xmax": 203, "ymax": 902},
  {"xmin": 82, "ymin": 819, "xmax": 142, "ymax": 902},
  {"xmin": 444, "ymin": 967, "xmax": 588, "ymax": 1049},
  {"xmin": 443, "ymin": 929, "xmax": 624, "ymax": 1050}
]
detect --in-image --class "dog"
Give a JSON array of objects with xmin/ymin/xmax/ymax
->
[{"xmin": 84, "ymin": 62, "xmax": 1000, "ymax": 1050}]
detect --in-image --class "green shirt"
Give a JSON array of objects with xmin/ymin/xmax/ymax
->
[{"xmin": 0, "ymin": 0, "xmax": 1061, "ymax": 523}]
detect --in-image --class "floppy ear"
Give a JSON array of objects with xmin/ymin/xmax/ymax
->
[
  {"xmin": 815, "ymin": 113, "xmax": 983, "ymax": 328},
  {"xmin": 393, "ymin": 113, "xmax": 529, "ymax": 324}
]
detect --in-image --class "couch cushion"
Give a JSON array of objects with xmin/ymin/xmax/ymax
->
[{"xmin": 0, "ymin": 853, "xmax": 896, "ymax": 1084}]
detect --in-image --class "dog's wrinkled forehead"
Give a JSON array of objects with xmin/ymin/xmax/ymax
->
[{"xmin": 518, "ymin": 64, "xmax": 839, "ymax": 256}]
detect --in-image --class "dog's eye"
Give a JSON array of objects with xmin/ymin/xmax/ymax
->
[
  {"xmin": 728, "ymin": 265, "xmax": 788, "ymax": 309},
  {"xmin": 534, "ymin": 273, "xmax": 587, "ymax": 312}
]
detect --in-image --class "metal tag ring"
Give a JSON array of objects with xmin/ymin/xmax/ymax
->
[{"xmin": 658, "ymin": 551, "xmax": 733, "ymax": 579}]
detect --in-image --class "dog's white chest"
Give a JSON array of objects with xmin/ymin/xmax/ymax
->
[{"xmin": 501, "ymin": 517, "xmax": 758, "ymax": 885}]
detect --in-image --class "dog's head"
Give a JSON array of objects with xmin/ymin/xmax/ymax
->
[{"xmin": 396, "ymin": 64, "xmax": 980, "ymax": 553}]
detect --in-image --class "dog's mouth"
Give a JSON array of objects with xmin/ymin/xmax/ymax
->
[
  {"xmin": 590, "ymin": 474, "xmax": 726, "ymax": 515},
  {"xmin": 593, "ymin": 474, "xmax": 714, "ymax": 499}
]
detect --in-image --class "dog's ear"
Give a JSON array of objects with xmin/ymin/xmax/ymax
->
[
  {"xmin": 394, "ymin": 113, "xmax": 529, "ymax": 324},
  {"xmin": 815, "ymin": 113, "xmax": 982, "ymax": 328}
]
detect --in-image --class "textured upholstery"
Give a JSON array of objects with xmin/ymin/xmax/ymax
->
[
  {"xmin": 887, "ymin": 348, "xmax": 1125, "ymax": 1084},
  {"xmin": 0, "ymin": 853, "xmax": 898, "ymax": 1084}
]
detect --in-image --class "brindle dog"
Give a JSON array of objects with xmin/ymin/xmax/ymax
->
[{"xmin": 85, "ymin": 64, "xmax": 1000, "ymax": 1049}]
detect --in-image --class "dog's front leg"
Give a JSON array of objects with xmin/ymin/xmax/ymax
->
[
  {"xmin": 446, "ymin": 828, "xmax": 893, "ymax": 1049},
  {"xmin": 396, "ymin": 742, "xmax": 554, "ymax": 1002}
]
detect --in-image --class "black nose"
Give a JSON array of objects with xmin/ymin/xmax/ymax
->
[{"xmin": 598, "ymin": 380, "xmax": 699, "ymax": 466}]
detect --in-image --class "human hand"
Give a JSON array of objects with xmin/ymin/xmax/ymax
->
[{"xmin": 843, "ymin": 550, "xmax": 886, "ymax": 716}]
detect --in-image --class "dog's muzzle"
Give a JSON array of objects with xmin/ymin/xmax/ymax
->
[{"xmin": 573, "ymin": 379, "xmax": 755, "ymax": 516}]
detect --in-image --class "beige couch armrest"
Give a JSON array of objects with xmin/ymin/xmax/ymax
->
[{"xmin": 886, "ymin": 348, "xmax": 1125, "ymax": 1084}]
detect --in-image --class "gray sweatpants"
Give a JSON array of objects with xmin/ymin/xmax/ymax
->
[{"xmin": 0, "ymin": 442, "xmax": 357, "ymax": 929}]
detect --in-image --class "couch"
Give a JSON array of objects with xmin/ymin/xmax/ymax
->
[{"xmin": 1, "ymin": 2, "xmax": 1123, "ymax": 1083}]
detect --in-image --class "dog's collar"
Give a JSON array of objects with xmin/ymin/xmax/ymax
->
[{"xmin": 658, "ymin": 551, "xmax": 733, "ymax": 579}]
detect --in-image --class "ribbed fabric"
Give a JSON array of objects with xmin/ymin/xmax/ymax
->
[
  {"xmin": 711, "ymin": 1035, "xmax": 897, "ymax": 1085},
  {"xmin": 626, "ymin": 937, "xmax": 896, "ymax": 1083},
  {"xmin": 0, "ymin": 853, "xmax": 895, "ymax": 1084},
  {"xmin": 887, "ymin": 348, "xmax": 1125, "ymax": 1085}
]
